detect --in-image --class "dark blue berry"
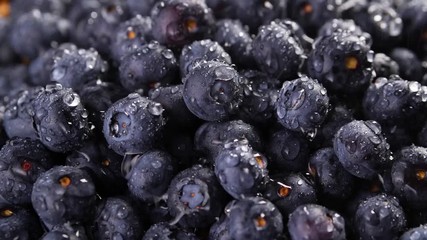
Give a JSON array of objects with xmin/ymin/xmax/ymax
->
[
  {"xmin": 288, "ymin": 204, "xmax": 346, "ymax": 240},
  {"xmin": 103, "ymin": 93, "xmax": 166, "ymax": 156},
  {"xmin": 214, "ymin": 139, "xmax": 268, "ymax": 199},
  {"xmin": 354, "ymin": 193, "xmax": 406, "ymax": 240},
  {"xmin": 119, "ymin": 41, "xmax": 178, "ymax": 91},
  {"xmin": 333, "ymin": 120, "xmax": 392, "ymax": 179},
  {"xmin": 32, "ymin": 84, "xmax": 91, "ymax": 153},
  {"xmin": 225, "ymin": 197, "xmax": 284, "ymax": 240},
  {"xmin": 183, "ymin": 60, "xmax": 243, "ymax": 121},
  {"xmin": 31, "ymin": 166, "xmax": 96, "ymax": 230},
  {"xmin": 275, "ymin": 76, "xmax": 330, "ymax": 138}
]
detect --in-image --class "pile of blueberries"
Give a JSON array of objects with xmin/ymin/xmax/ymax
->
[{"xmin": 2, "ymin": 0, "xmax": 427, "ymax": 239}]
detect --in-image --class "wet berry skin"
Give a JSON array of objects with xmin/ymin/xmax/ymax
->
[
  {"xmin": 126, "ymin": 150, "xmax": 176, "ymax": 203},
  {"xmin": 3, "ymin": 87, "xmax": 43, "ymax": 140},
  {"xmin": 151, "ymin": 0, "xmax": 215, "ymax": 48},
  {"xmin": 391, "ymin": 145, "xmax": 427, "ymax": 210},
  {"xmin": 167, "ymin": 165, "xmax": 226, "ymax": 228},
  {"xmin": 363, "ymin": 76, "xmax": 427, "ymax": 128},
  {"xmin": 266, "ymin": 128, "xmax": 310, "ymax": 173},
  {"xmin": 0, "ymin": 205, "xmax": 43, "ymax": 240},
  {"xmin": 400, "ymin": 225, "xmax": 427, "ymax": 240},
  {"xmin": 0, "ymin": 138, "xmax": 54, "ymax": 206},
  {"xmin": 179, "ymin": 39, "xmax": 231, "ymax": 77},
  {"xmin": 225, "ymin": 197, "xmax": 284, "ymax": 240},
  {"xmin": 288, "ymin": 204, "xmax": 346, "ymax": 240},
  {"xmin": 119, "ymin": 41, "xmax": 178, "ymax": 91},
  {"xmin": 309, "ymin": 147, "xmax": 356, "ymax": 200},
  {"xmin": 275, "ymin": 76, "xmax": 330, "ymax": 138},
  {"xmin": 214, "ymin": 139, "xmax": 268, "ymax": 199},
  {"xmin": 9, "ymin": 10, "xmax": 70, "ymax": 60},
  {"xmin": 389, "ymin": 48, "xmax": 424, "ymax": 83},
  {"xmin": 263, "ymin": 173, "xmax": 317, "ymax": 220},
  {"xmin": 149, "ymin": 84, "xmax": 199, "ymax": 129},
  {"xmin": 194, "ymin": 120, "xmax": 262, "ymax": 162},
  {"xmin": 354, "ymin": 193, "xmax": 407, "ymax": 240},
  {"xmin": 111, "ymin": 15, "xmax": 152, "ymax": 63},
  {"xmin": 372, "ymin": 53, "xmax": 399, "ymax": 78},
  {"xmin": 333, "ymin": 120, "xmax": 392, "ymax": 180},
  {"xmin": 65, "ymin": 140, "xmax": 126, "ymax": 196},
  {"xmin": 252, "ymin": 20, "xmax": 305, "ymax": 82},
  {"xmin": 213, "ymin": 19, "xmax": 256, "ymax": 69},
  {"xmin": 103, "ymin": 93, "xmax": 166, "ymax": 156},
  {"xmin": 307, "ymin": 31, "xmax": 374, "ymax": 94},
  {"xmin": 50, "ymin": 44, "xmax": 108, "ymax": 91},
  {"xmin": 183, "ymin": 60, "xmax": 243, "ymax": 121},
  {"xmin": 31, "ymin": 166, "xmax": 97, "ymax": 230},
  {"xmin": 41, "ymin": 223, "xmax": 89, "ymax": 240},
  {"xmin": 32, "ymin": 84, "xmax": 91, "ymax": 153},
  {"xmin": 142, "ymin": 222, "xmax": 199, "ymax": 240},
  {"xmin": 91, "ymin": 197, "xmax": 143, "ymax": 240}
]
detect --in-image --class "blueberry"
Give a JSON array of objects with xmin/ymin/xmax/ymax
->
[
  {"xmin": 213, "ymin": 19, "xmax": 256, "ymax": 69},
  {"xmin": 372, "ymin": 53, "xmax": 400, "ymax": 78},
  {"xmin": 225, "ymin": 0, "xmax": 287, "ymax": 33},
  {"xmin": 312, "ymin": 102, "xmax": 354, "ymax": 148},
  {"xmin": 91, "ymin": 197, "xmax": 143, "ymax": 240},
  {"xmin": 142, "ymin": 222, "xmax": 199, "ymax": 240},
  {"xmin": 194, "ymin": 120, "xmax": 262, "ymax": 162},
  {"xmin": 238, "ymin": 70, "xmax": 280, "ymax": 125},
  {"xmin": 209, "ymin": 216, "xmax": 232, "ymax": 240},
  {"xmin": 0, "ymin": 138, "xmax": 53, "ymax": 205},
  {"xmin": 0, "ymin": 20, "xmax": 18, "ymax": 65},
  {"xmin": 318, "ymin": 18, "xmax": 368, "ymax": 39},
  {"xmin": 72, "ymin": 1, "xmax": 129, "ymax": 57},
  {"xmin": 391, "ymin": 145, "xmax": 427, "ymax": 210},
  {"xmin": 41, "ymin": 222, "xmax": 89, "ymax": 240},
  {"xmin": 348, "ymin": 2, "xmax": 402, "ymax": 51},
  {"xmin": 252, "ymin": 20, "xmax": 305, "ymax": 82},
  {"xmin": 126, "ymin": 150, "xmax": 176, "ymax": 202},
  {"xmin": 78, "ymin": 80, "xmax": 127, "ymax": 135},
  {"xmin": 50, "ymin": 44, "xmax": 108, "ymax": 90},
  {"xmin": 214, "ymin": 139, "xmax": 268, "ymax": 199},
  {"xmin": 363, "ymin": 76, "xmax": 427, "ymax": 127},
  {"xmin": 151, "ymin": 0, "xmax": 214, "ymax": 48},
  {"xmin": 119, "ymin": 41, "xmax": 178, "ymax": 91},
  {"xmin": 180, "ymin": 39, "xmax": 231, "ymax": 77},
  {"xmin": 400, "ymin": 0, "xmax": 427, "ymax": 57},
  {"xmin": 389, "ymin": 48, "xmax": 424, "ymax": 82},
  {"xmin": 66, "ymin": 140, "xmax": 126, "ymax": 196},
  {"xmin": 10, "ymin": 0, "xmax": 66, "ymax": 17},
  {"xmin": 183, "ymin": 60, "xmax": 243, "ymax": 121},
  {"xmin": 309, "ymin": 147, "xmax": 356, "ymax": 200},
  {"xmin": 167, "ymin": 165, "xmax": 226, "ymax": 228},
  {"xmin": 400, "ymin": 225, "xmax": 427, "ymax": 240},
  {"xmin": 333, "ymin": 120, "xmax": 392, "ymax": 179},
  {"xmin": 102, "ymin": 93, "xmax": 166, "ymax": 156},
  {"xmin": 225, "ymin": 197, "xmax": 284, "ymax": 240},
  {"xmin": 3, "ymin": 87, "xmax": 43, "ymax": 140},
  {"xmin": 275, "ymin": 76, "xmax": 330, "ymax": 138},
  {"xmin": 31, "ymin": 165, "xmax": 97, "ymax": 230},
  {"xmin": 354, "ymin": 193, "xmax": 406, "ymax": 240},
  {"xmin": 264, "ymin": 173, "xmax": 317, "ymax": 220},
  {"xmin": 266, "ymin": 128, "xmax": 310, "ymax": 173},
  {"xmin": 0, "ymin": 206, "xmax": 43, "ymax": 240},
  {"xmin": 126, "ymin": 0, "xmax": 156, "ymax": 16},
  {"xmin": 9, "ymin": 10, "xmax": 70, "ymax": 60},
  {"xmin": 288, "ymin": 0, "xmax": 341, "ymax": 37},
  {"xmin": 111, "ymin": 15, "xmax": 152, "ymax": 63},
  {"xmin": 0, "ymin": 65, "xmax": 30, "ymax": 98},
  {"xmin": 149, "ymin": 84, "xmax": 199, "ymax": 128},
  {"xmin": 307, "ymin": 31, "xmax": 374, "ymax": 94},
  {"xmin": 288, "ymin": 204, "xmax": 346, "ymax": 240},
  {"xmin": 32, "ymin": 84, "xmax": 91, "ymax": 153}
]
